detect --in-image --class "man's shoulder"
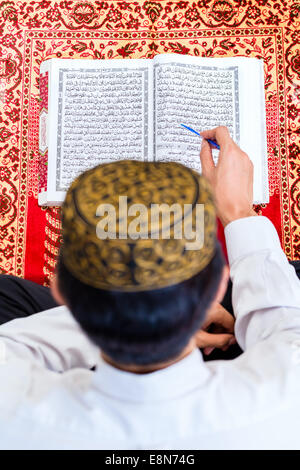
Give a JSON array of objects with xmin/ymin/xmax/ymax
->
[{"xmin": 0, "ymin": 358, "xmax": 95, "ymax": 421}]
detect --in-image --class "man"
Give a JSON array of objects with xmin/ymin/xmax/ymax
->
[{"xmin": 0, "ymin": 126, "xmax": 300, "ymax": 449}]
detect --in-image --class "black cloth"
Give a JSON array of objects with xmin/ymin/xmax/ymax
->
[
  {"xmin": 0, "ymin": 262, "xmax": 300, "ymax": 361},
  {"xmin": 0, "ymin": 275, "xmax": 58, "ymax": 325}
]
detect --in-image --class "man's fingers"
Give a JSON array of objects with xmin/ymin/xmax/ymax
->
[
  {"xmin": 200, "ymin": 126, "xmax": 231, "ymax": 147},
  {"xmin": 199, "ymin": 139, "xmax": 214, "ymax": 177},
  {"xmin": 212, "ymin": 306, "xmax": 235, "ymax": 332},
  {"xmin": 196, "ymin": 330, "xmax": 235, "ymax": 349},
  {"xmin": 203, "ymin": 346, "xmax": 215, "ymax": 356},
  {"xmin": 202, "ymin": 303, "xmax": 235, "ymax": 333},
  {"xmin": 203, "ymin": 336, "xmax": 237, "ymax": 356}
]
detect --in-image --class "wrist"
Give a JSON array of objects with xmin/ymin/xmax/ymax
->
[{"xmin": 220, "ymin": 208, "xmax": 257, "ymax": 227}]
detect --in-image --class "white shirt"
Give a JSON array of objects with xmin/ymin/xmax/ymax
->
[{"xmin": 0, "ymin": 216, "xmax": 300, "ymax": 450}]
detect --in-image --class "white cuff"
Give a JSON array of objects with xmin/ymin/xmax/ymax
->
[{"xmin": 224, "ymin": 216, "xmax": 282, "ymax": 267}]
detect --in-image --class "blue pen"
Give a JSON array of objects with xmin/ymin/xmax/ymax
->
[{"xmin": 180, "ymin": 124, "xmax": 220, "ymax": 150}]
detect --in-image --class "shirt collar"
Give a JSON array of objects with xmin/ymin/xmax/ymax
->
[{"xmin": 92, "ymin": 348, "xmax": 211, "ymax": 402}]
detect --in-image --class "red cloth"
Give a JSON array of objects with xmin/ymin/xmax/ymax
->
[{"xmin": 0, "ymin": 1, "xmax": 298, "ymax": 286}]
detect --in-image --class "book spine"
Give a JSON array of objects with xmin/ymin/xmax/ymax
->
[{"xmin": 39, "ymin": 69, "xmax": 49, "ymax": 195}]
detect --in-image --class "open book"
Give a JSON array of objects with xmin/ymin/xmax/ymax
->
[{"xmin": 38, "ymin": 54, "xmax": 268, "ymax": 206}]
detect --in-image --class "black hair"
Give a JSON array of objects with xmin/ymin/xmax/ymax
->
[{"xmin": 57, "ymin": 244, "xmax": 225, "ymax": 366}]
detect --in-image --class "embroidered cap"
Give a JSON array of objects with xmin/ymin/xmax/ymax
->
[{"xmin": 61, "ymin": 160, "xmax": 216, "ymax": 291}]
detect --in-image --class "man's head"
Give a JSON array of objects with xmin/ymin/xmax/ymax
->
[{"xmin": 52, "ymin": 160, "xmax": 227, "ymax": 369}]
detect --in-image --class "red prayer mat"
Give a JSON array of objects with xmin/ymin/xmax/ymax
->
[{"xmin": 0, "ymin": 0, "xmax": 299, "ymax": 286}]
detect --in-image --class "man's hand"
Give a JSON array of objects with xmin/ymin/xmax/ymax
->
[
  {"xmin": 200, "ymin": 126, "xmax": 257, "ymax": 227},
  {"xmin": 195, "ymin": 303, "xmax": 236, "ymax": 356}
]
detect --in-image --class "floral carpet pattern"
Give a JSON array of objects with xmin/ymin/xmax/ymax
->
[{"xmin": 0, "ymin": 0, "xmax": 299, "ymax": 285}]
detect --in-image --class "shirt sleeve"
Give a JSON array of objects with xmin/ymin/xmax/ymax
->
[
  {"xmin": 0, "ymin": 306, "xmax": 99, "ymax": 372},
  {"xmin": 225, "ymin": 216, "xmax": 300, "ymax": 351}
]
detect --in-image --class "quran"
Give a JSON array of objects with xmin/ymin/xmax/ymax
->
[{"xmin": 38, "ymin": 54, "xmax": 269, "ymax": 206}]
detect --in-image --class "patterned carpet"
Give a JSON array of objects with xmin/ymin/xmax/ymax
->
[{"xmin": 0, "ymin": 0, "xmax": 299, "ymax": 285}]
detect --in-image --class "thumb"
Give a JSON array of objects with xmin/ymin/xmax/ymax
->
[{"xmin": 200, "ymin": 139, "xmax": 214, "ymax": 178}]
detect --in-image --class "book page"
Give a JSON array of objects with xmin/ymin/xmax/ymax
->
[
  {"xmin": 238, "ymin": 58, "xmax": 268, "ymax": 203},
  {"xmin": 153, "ymin": 54, "xmax": 239, "ymax": 173},
  {"xmin": 46, "ymin": 59, "xmax": 152, "ymax": 193},
  {"xmin": 153, "ymin": 54, "xmax": 268, "ymax": 203}
]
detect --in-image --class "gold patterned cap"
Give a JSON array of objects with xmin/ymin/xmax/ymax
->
[{"xmin": 61, "ymin": 160, "xmax": 217, "ymax": 291}]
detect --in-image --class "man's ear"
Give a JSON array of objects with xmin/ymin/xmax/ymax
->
[
  {"xmin": 50, "ymin": 274, "xmax": 67, "ymax": 306},
  {"xmin": 214, "ymin": 264, "xmax": 230, "ymax": 304}
]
